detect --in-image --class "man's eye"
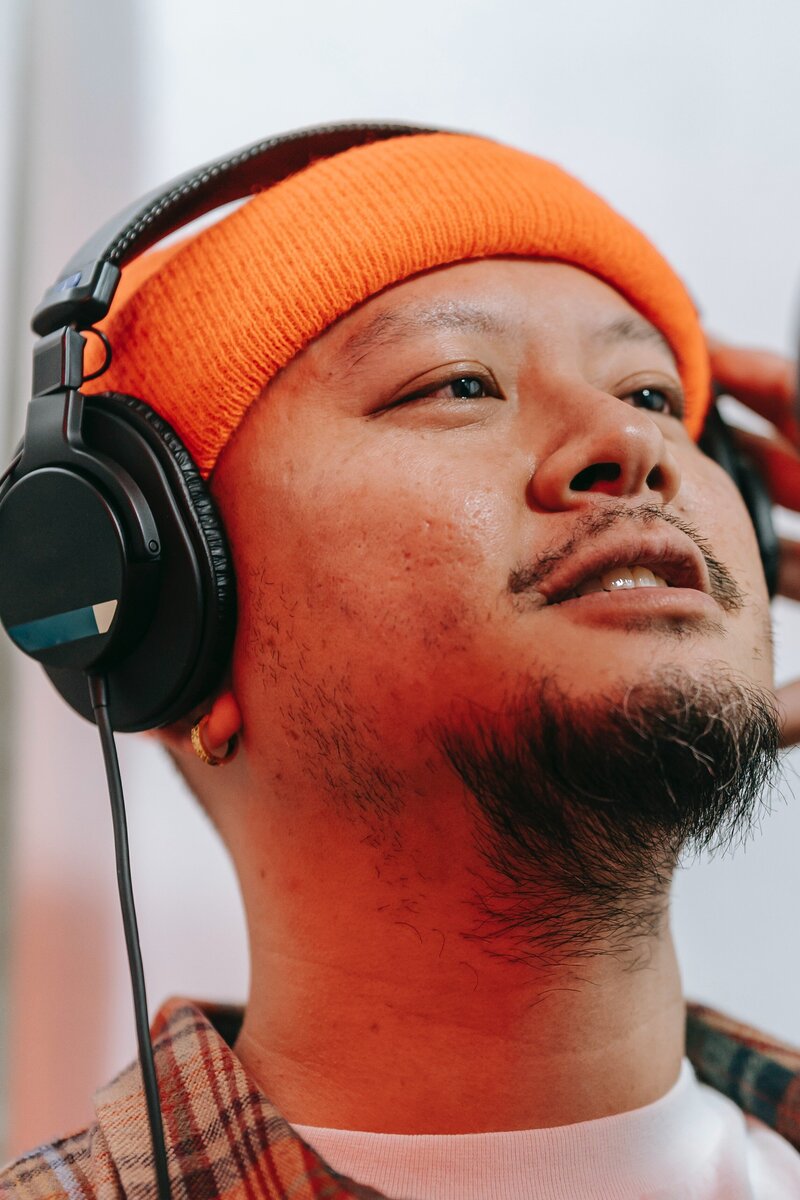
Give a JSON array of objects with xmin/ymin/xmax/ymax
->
[
  {"xmin": 404, "ymin": 374, "xmax": 497, "ymax": 404},
  {"xmin": 445, "ymin": 376, "xmax": 490, "ymax": 400},
  {"xmin": 627, "ymin": 386, "xmax": 682, "ymax": 418}
]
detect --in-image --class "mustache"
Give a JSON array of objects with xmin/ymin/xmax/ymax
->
[{"xmin": 507, "ymin": 503, "xmax": 746, "ymax": 613}]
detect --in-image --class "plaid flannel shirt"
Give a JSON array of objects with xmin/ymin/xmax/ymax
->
[{"xmin": 2, "ymin": 997, "xmax": 800, "ymax": 1199}]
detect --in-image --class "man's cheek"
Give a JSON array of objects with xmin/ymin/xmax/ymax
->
[
  {"xmin": 676, "ymin": 459, "xmax": 772, "ymax": 674},
  {"xmin": 693, "ymin": 461, "xmax": 766, "ymax": 593},
  {"xmin": 312, "ymin": 490, "xmax": 497, "ymax": 608}
]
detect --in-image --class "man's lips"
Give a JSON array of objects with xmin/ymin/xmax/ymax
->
[{"xmin": 529, "ymin": 529, "xmax": 712, "ymax": 607}]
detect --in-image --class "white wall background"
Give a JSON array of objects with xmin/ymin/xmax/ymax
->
[
  {"xmin": 3, "ymin": 0, "xmax": 800, "ymax": 1159},
  {"xmin": 0, "ymin": 0, "xmax": 29, "ymax": 1154}
]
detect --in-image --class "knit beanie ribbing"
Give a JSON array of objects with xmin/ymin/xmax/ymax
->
[{"xmin": 83, "ymin": 133, "xmax": 710, "ymax": 477}]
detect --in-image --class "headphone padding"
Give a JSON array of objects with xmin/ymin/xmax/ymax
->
[{"xmin": 100, "ymin": 391, "xmax": 234, "ymax": 632}]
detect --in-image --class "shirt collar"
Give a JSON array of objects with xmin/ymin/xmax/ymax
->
[
  {"xmin": 91, "ymin": 996, "xmax": 800, "ymax": 1197},
  {"xmin": 93, "ymin": 997, "xmax": 387, "ymax": 1199}
]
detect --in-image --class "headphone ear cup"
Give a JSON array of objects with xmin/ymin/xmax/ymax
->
[
  {"xmin": 43, "ymin": 392, "xmax": 236, "ymax": 731},
  {"xmin": 699, "ymin": 401, "xmax": 780, "ymax": 599},
  {"xmin": 105, "ymin": 390, "xmax": 235, "ymax": 637}
]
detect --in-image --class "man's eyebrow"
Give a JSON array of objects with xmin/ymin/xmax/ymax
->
[
  {"xmin": 592, "ymin": 315, "xmax": 674, "ymax": 359},
  {"xmin": 341, "ymin": 305, "xmax": 675, "ymax": 371},
  {"xmin": 342, "ymin": 303, "xmax": 508, "ymax": 369}
]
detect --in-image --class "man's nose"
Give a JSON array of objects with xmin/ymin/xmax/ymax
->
[{"xmin": 526, "ymin": 392, "xmax": 682, "ymax": 511}]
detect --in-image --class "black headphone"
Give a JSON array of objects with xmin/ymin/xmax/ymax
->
[
  {"xmin": 0, "ymin": 123, "xmax": 439, "ymax": 732},
  {"xmin": 0, "ymin": 120, "xmax": 780, "ymax": 735}
]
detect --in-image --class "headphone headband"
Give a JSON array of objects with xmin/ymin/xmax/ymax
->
[{"xmin": 32, "ymin": 120, "xmax": 437, "ymax": 337}]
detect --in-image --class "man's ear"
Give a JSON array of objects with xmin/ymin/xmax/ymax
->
[
  {"xmin": 149, "ymin": 684, "xmax": 243, "ymax": 757},
  {"xmin": 200, "ymin": 691, "xmax": 243, "ymax": 756}
]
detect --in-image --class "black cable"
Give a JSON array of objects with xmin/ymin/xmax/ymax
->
[
  {"xmin": 88, "ymin": 674, "xmax": 171, "ymax": 1200},
  {"xmin": 0, "ymin": 449, "xmax": 22, "ymax": 490}
]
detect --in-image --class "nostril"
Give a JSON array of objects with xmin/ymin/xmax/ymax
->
[
  {"xmin": 570, "ymin": 463, "xmax": 621, "ymax": 492},
  {"xmin": 646, "ymin": 465, "xmax": 665, "ymax": 490}
]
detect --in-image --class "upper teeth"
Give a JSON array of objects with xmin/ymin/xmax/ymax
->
[{"xmin": 574, "ymin": 565, "xmax": 668, "ymax": 597}]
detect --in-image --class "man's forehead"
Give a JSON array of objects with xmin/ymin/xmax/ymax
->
[{"xmin": 338, "ymin": 289, "xmax": 675, "ymax": 373}]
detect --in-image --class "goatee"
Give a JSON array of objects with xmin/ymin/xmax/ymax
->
[{"xmin": 436, "ymin": 666, "xmax": 782, "ymax": 968}]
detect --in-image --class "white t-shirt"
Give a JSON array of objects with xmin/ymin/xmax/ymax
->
[{"xmin": 291, "ymin": 1059, "xmax": 800, "ymax": 1199}]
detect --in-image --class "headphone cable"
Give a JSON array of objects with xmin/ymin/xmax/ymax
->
[
  {"xmin": 88, "ymin": 674, "xmax": 172, "ymax": 1200},
  {"xmin": 0, "ymin": 449, "xmax": 22, "ymax": 490}
]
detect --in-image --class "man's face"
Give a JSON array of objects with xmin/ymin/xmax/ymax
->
[{"xmin": 214, "ymin": 259, "xmax": 772, "ymax": 787}]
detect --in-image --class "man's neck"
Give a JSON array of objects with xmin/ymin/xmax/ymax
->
[{"xmin": 234, "ymin": 919, "xmax": 685, "ymax": 1134}]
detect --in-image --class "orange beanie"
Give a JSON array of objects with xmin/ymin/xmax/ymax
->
[{"xmin": 83, "ymin": 132, "xmax": 710, "ymax": 478}]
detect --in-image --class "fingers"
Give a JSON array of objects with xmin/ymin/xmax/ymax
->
[
  {"xmin": 729, "ymin": 426, "xmax": 800, "ymax": 510},
  {"xmin": 775, "ymin": 679, "xmax": 800, "ymax": 748},
  {"xmin": 777, "ymin": 537, "xmax": 800, "ymax": 600},
  {"xmin": 707, "ymin": 338, "xmax": 799, "ymax": 444}
]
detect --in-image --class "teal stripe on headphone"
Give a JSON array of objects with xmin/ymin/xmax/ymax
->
[{"xmin": 8, "ymin": 599, "xmax": 117, "ymax": 652}]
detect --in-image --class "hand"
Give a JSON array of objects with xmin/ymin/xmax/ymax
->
[{"xmin": 706, "ymin": 337, "xmax": 800, "ymax": 746}]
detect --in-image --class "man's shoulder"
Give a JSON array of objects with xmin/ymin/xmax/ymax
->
[
  {"xmin": 0, "ymin": 1125, "xmax": 100, "ymax": 1199},
  {"xmin": 0, "ymin": 1001, "xmax": 208, "ymax": 1200},
  {"xmin": 687, "ymin": 1001, "xmax": 800, "ymax": 1152},
  {"xmin": 0, "ymin": 998, "xmax": 312, "ymax": 1200}
]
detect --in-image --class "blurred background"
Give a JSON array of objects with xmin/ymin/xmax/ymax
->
[{"xmin": 2, "ymin": 0, "xmax": 800, "ymax": 1162}]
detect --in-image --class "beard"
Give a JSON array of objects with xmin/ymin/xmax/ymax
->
[{"xmin": 435, "ymin": 665, "xmax": 781, "ymax": 968}]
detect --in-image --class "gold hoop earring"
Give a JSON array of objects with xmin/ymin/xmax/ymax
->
[{"xmin": 190, "ymin": 716, "xmax": 239, "ymax": 767}]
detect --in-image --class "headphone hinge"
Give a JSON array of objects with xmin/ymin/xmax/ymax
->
[
  {"xmin": 17, "ymin": 391, "xmax": 161, "ymax": 565},
  {"xmin": 32, "ymin": 327, "xmax": 86, "ymax": 398},
  {"xmin": 20, "ymin": 389, "xmax": 82, "ymax": 471}
]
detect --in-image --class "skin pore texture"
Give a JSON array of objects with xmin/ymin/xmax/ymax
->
[{"xmin": 166, "ymin": 259, "xmax": 780, "ymax": 1135}]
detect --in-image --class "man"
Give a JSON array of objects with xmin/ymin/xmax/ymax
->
[{"xmin": 3, "ymin": 130, "xmax": 800, "ymax": 1198}]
